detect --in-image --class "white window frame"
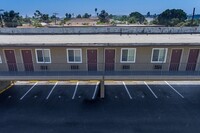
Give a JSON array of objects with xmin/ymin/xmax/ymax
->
[
  {"xmin": 67, "ymin": 48, "xmax": 82, "ymax": 63},
  {"xmin": 120, "ymin": 48, "xmax": 136, "ymax": 63},
  {"xmin": 35, "ymin": 49, "xmax": 51, "ymax": 63},
  {"xmin": 151, "ymin": 48, "xmax": 168, "ymax": 63},
  {"xmin": 0, "ymin": 55, "xmax": 2, "ymax": 63}
]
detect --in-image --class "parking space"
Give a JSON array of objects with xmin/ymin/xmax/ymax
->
[
  {"xmin": 124, "ymin": 81, "xmax": 155, "ymax": 100},
  {"xmin": 166, "ymin": 81, "xmax": 200, "ymax": 103},
  {"xmin": 19, "ymin": 81, "xmax": 57, "ymax": 102},
  {"xmin": 105, "ymin": 81, "xmax": 131, "ymax": 100},
  {"xmin": 70, "ymin": 81, "xmax": 99, "ymax": 100},
  {"xmin": 105, "ymin": 80, "xmax": 200, "ymax": 103},
  {"xmin": 0, "ymin": 81, "xmax": 100, "ymax": 103},
  {"xmin": 144, "ymin": 81, "xmax": 184, "ymax": 100},
  {"xmin": 47, "ymin": 84, "xmax": 75, "ymax": 101},
  {"xmin": 0, "ymin": 81, "xmax": 34, "ymax": 103},
  {"xmin": 0, "ymin": 80, "xmax": 200, "ymax": 103}
]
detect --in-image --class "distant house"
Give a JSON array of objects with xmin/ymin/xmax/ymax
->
[{"xmin": 65, "ymin": 18, "xmax": 98, "ymax": 26}]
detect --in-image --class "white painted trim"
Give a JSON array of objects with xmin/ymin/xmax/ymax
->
[
  {"xmin": 144, "ymin": 81, "xmax": 158, "ymax": 99},
  {"xmin": 66, "ymin": 48, "xmax": 82, "ymax": 63},
  {"xmin": 165, "ymin": 81, "xmax": 184, "ymax": 98},
  {"xmin": 20, "ymin": 82, "xmax": 38, "ymax": 100},
  {"xmin": 120, "ymin": 48, "xmax": 136, "ymax": 63},
  {"xmin": 151, "ymin": 48, "xmax": 168, "ymax": 63},
  {"xmin": 35, "ymin": 49, "xmax": 51, "ymax": 63},
  {"xmin": 72, "ymin": 82, "xmax": 79, "ymax": 99},
  {"xmin": 122, "ymin": 81, "xmax": 133, "ymax": 99},
  {"xmin": 46, "ymin": 82, "xmax": 58, "ymax": 100},
  {"xmin": 92, "ymin": 82, "xmax": 100, "ymax": 99}
]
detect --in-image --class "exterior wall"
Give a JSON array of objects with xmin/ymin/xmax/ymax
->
[{"xmin": 0, "ymin": 46, "xmax": 200, "ymax": 72}]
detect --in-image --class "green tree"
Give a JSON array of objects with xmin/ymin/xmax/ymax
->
[
  {"xmin": 22, "ymin": 15, "xmax": 32, "ymax": 24},
  {"xmin": 41, "ymin": 14, "xmax": 50, "ymax": 23},
  {"xmin": 33, "ymin": 10, "xmax": 50, "ymax": 23},
  {"xmin": 0, "ymin": 10, "xmax": 22, "ymax": 27},
  {"xmin": 146, "ymin": 12, "xmax": 150, "ymax": 17},
  {"xmin": 65, "ymin": 13, "xmax": 72, "ymax": 19},
  {"xmin": 129, "ymin": 12, "xmax": 145, "ymax": 24},
  {"xmin": 128, "ymin": 17, "xmax": 136, "ymax": 24},
  {"xmin": 98, "ymin": 10, "xmax": 109, "ymax": 23},
  {"xmin": 157, "ymin": 9, "xmax": 187, "ymax": 26},
  {"xmin": 150, "ymin": 19, "xmax": 159, "ymax": 25},
  {"xmin": 82, "ymin": 13, "xmax": 91, "ymax": 18},
  {"xmin": 50, "ymin": 15, "xmax": 56, "ymax": 20},
  {"xmin": 33, "ymin": 10, "xmax": 42, "ymax": 20},
  {"xmin": 109, "ymin": 14, "xmax": 113, "ymax": 19},
  {"xmin": 120, "ymin": 15, "xmax": 128, "ymax": 21},
  {"xmin": 76, "ymin": 14, "xmax": 82, "ymax": 18}
]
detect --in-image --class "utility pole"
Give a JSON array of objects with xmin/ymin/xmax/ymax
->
[
  {"xmin": 0, "ymin": 9, "xmax": 4, "ymax": 27},
  {"xmin": 191, "ymin": 8, "xmax": 195, "ymax": 26},
  {"xmin": 53, "ymin": 13, "xmax": 58, "ymax": 25}
]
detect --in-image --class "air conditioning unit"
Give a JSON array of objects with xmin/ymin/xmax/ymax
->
[
  {"xmin": 122, "ymin": 65, "xmax": 130, "ymax": 70},
  {"xmin": 154, "ymin": 65, "xmax": 162, "ymax": 70},
  {"xmin": 40, "ymin": 65, "xmax": 48, "ymax": 70},
  {"xmin": 71, "ymin": 65, "xmax": 79, "ymax": 70}
]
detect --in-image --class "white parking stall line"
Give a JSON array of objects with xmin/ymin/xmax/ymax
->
[
  {"xmin": 20, "ymin": 82, "xmax": 38, "ymax": 100},
  {"xmin": 92, "ymin": 82, "xmax": 100, "ymax": 99},
  {"xmin": 165, "ymin": 81, "xmax": 184, "ymax": 98},
  {"xmin": 72, "ymin": 82, "xmax": 79, "ymax": 99},
  {"xmin": 144, "ymin": 81, "xmax": 158, "ymax": 99},
  {"xmin": 122, "ymin": 81, "xmax": 133, "ymax": 99},
  {"xmin": 46, "ymin": 82, "xmax": 58, "ymax": 100}
]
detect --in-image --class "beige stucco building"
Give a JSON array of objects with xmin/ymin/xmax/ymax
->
[{"xmin": 0, "ymin": 27, "xmax": 200, "ymax": 81}]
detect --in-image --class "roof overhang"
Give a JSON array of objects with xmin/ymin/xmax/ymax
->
[{"xmin": 0, "ymin": 34, "xmax": 200, "ymax": 47}]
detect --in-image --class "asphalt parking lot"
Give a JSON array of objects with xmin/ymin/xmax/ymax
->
[{"xmin": 0, "ymin": 80, "xmax": 200, "ymax": 133}]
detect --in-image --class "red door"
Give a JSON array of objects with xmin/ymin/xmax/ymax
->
[
  {"xmin": 105, "ymin": 49, "xmax": 115, "ymax": 71},
  {"xmin": 4, "ymin": 50, "xmax": 18, "ymax": 71},
  {"xmin": 186, "ymin": 49, "xmax": 199, "ymax": 71},
  {"xmin": 21, "ymin": 50, "xmax": 34, "ymax": 71},
  {"xmin": 87, "ymin": 49, "xmax": 97, "ymax": 71},
  {"xmin": 169, "ymin": 49, "xmax": 182, "ymax": 71}
]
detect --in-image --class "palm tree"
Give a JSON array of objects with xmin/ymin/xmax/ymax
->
[{"xmin": 95, "ymin": 8, "xmax": 98, "ymax": 16}]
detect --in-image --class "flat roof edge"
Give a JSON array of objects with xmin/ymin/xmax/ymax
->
[
  {"xmin": 0, "ymin": 43, "xmax": 200, "ymax": 47},
  {"xmin": 0, "ymin": 26, "xmax": 200, "ymax": 35}
]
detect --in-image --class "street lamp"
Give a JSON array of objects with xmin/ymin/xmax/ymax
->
[{"xmin": 0, "ymin": 9, "xmax": 4, "ymax": 27}]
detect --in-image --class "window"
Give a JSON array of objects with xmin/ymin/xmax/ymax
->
[
  {"xmin": 35, "ymin": 49, "xmax": 51, "ymax": 63},
  {"xmin": 67, "ymin": 49, "xmax": 82, "ymax": 63},
  {"xmin": 0, "ymin": 55, "xmax": 2, "ymax": 63},
  {"xmin": 121, "ymin": 48, "xmax": 136, "ymax": 63},
  {"xmin": 151, "ymin": 48, "xmax": 168, "ymax": 63}
]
